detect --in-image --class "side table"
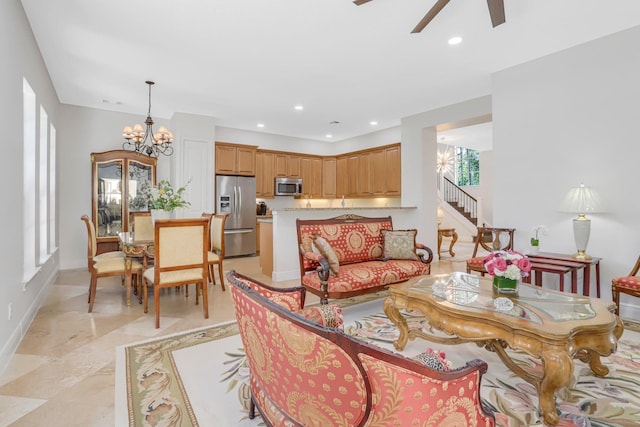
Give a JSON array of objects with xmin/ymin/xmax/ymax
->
[
  {"xmin": 526, "ymin": 252, "xmax": 601, "ymax": 297},
  {"xmin": 437, "ymin": 227, "xmax": 458, "ymax": 259}
]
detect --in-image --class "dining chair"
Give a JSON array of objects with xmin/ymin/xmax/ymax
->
[
  {"xmin": 466, "ymin": 227, "xmax": 516, "ymax": 275},
  {"xmin": 142, "ymin": 218, "xmax": 209, "ymax": 328},
  {"xmin": 611, "ymin": 255, "xmax": 640, "ymax": 315},
  {"xmin": 206, "ymin": 213, "xmax": 229, "ymax": 291},
  {"xmin": 130, "ymin": 211, "xmax": 154, "ymax": 241},
  {"xmin": 80, "ymin": 215, "xmax": 143, "ymax": 312}
]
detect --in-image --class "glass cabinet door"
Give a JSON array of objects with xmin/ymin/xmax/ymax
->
[
  {"xmin": 91, "ymin": 150, "xmax": 157, "ymax": 254},
  {"xmin": 128, "ymin": 161, "xmax": 153, "ymax": 213},
  {"xmin": 96, "ymin": 160, "xmax": 124, "ymax": 238}
]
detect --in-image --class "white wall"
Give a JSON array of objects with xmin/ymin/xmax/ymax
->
[
  {"xmin": 58, "ymin": 105, "xmax": 173, "ymax": 270},
  {"xmin": 0, "ymin": 0, "xmax": 61, "ymax": 375},
  {"xmin": 401, "ymin": 96, "xmax": 493, "ymax": 253},
  {"xmin": 492, "ymin": 25, "xmax": 640, "ymax": 317}
]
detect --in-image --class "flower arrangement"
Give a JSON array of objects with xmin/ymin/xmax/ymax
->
[
  {"xmin": 484, "ymin": 250, "xmax": 531, "ymax": 281},
  {"xmin": 145, "ymin": 179, "xmax": 191, "ymax": 212},
  {"xmin": 531, "ymin": 225, "xmax": 548, "ymax": 247}
]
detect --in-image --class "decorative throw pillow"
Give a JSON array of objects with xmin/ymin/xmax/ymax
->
[
  {"xmin": 381, "ymin": 229, "xmax": 419, "ymax": 261},
  {"xmin": 297, "ymin": 304, "xmax": 344, "ymax": 329},
  {"xmin": 312, "ymin": 234, "xmax": 340, "ymax": 275},
  {"xmin": 413, "ymin": 348, "xmax": 452, "ymax": 372}
]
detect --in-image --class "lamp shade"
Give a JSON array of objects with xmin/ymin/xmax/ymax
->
[{"xmin": 559, "ymin": 183, "xmax": 604, "ymax": 214}]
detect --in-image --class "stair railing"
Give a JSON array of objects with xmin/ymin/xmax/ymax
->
[{"xmin": 442, "ymin": 177, "xmax": 478, "ymax": 225}]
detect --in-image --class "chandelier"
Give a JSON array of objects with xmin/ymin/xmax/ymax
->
[{"xmin": 122, "ymin": 81, "xmax": 174, "ymax": 157}]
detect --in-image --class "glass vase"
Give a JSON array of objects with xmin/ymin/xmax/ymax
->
[{"xmin": 493, "ymin": 276, "xmax": 519, "ymax": 295}]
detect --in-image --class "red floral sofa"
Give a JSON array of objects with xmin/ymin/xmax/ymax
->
[
  {"xmin": 228, "ymin": 270, "xmax": 495, "ymax": 427},
  {"xmin": 296, "ymin": 215, "xmax": 433, "ymax": 303}
]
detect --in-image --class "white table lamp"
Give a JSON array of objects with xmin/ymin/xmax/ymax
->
[{"xmin": 559, "ymin": 183, "xmax": 604, "ymax": 260}]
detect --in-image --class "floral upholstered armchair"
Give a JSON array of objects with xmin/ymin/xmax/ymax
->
[{"xmin": 228, "ymin": 270, "xmax": 495, "ymax": 427}]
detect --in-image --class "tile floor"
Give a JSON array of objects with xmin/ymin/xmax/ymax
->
[{"xmin": 0, "ymin": 244, "xmax": 472, "ymax": 426}]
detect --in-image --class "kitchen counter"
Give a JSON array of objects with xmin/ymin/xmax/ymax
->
[{"xmin": 271, "ymin": 206, "xmax": 417, "ymax": 212}]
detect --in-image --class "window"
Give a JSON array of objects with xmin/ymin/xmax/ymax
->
[
  {"xmin": 49, "ymin": 125, "xmax": 56, "ymax": 253},
  {"xmin": 39, "ymin": 106, "xmax": 48, "ymax": 263},
  {"xmin": 23, "ymin": 78, "xmax": 37, "ymax": 282},
  {"xmin": 23, "ymin": 78, "xmax": 56, "ymax": 285},
  {"xmin": 456, "ymin": 147, "xmax": 480, "ymax": 186}
]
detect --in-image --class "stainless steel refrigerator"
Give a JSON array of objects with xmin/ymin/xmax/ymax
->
[{"xmin": 215, "ymin": 175, "xmax": 257, "ymax": 257}]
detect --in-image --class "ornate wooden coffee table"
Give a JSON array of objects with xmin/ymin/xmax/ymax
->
[{"xmin": 384, "ymin": 273, "xmax": 623, "ymax": 426}]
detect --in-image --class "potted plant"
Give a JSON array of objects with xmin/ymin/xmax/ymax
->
[
  {"xmin": 530, "ymin": 225, "xmax": 548, "ymax": 254},
  {"xmin": 483, "ymin": 250, "xmax": 532, "ymax": 295},
  {"xmin": 144, "ymin": 180, "xmax": 191, "ymax": 223}
]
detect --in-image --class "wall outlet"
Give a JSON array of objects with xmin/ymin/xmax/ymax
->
[{"xmin": 7, "ymin": 303, "xmax": 12, "ymax": 321}]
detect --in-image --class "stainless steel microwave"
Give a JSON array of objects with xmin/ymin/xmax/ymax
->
[{"xmin": 275, "ymin": 177, "xmax": 303, "ymax": 196}]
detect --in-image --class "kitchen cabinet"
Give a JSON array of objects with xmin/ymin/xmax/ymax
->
[
  {"xmin": 256, "ymin": 151, "xmax": 275, "ymax": 198},
  {"xmin": 91, "ymin": 150, "xmax": 156, "ymax": 254},
  {"xmin": 215, "ymin": 142, "xmax": 256, "ymax": 176},
  {"xmin": 370, "ymin": 149, "xmax": 387, "ymax": 195},
  {"xmin": 301, "ymin": 156, "xmax": 322, "ymax": 198},
  {"xmin": 275, "ymin": 154, "xmax": 288, "ymax": 177},
  {"xmin": 385, "ymin": 145, "xmax": 401, "ymax": 196},
  {"xmin": 259, "ymin": 220, "xmax": 273, "ymax": 276},
  {"xmin": 322, "ymin": 157, "xmax": 337, "ymax": 198},
  {"xmin": 336, "ymin": 156, "xmax": 348, "ymax": 198},
  {"xmin": 357, "ymin": 152, "xmax": 371, "ymax": 196},
  {"xmin": 287, "ymin": 155, "xmax": 301, "ymax": 178}
]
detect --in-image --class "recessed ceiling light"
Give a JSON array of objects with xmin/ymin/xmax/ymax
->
[
  {"xmin": 448, "ymin": 36, "xmax": 462, "ymax": 45},
  {"xmin": 294, "ymin": 105, "xmax": 304, "ymax": 111},
  {"xmin": 257, "ymin": 123, "xmax": 265, "ymax": 128},
  {"xmin": 370, "ymin": 121, "xmax": 378, "ymax": 126},
  {"xmin": 325, "ymin": 134, "xmax": 333, "ymax": 138}
]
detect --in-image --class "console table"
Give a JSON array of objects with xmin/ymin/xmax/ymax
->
[
  {"xmin": 385, "ymin": 273, "xmax": 622, "ymax": 426},
  {"xmin": 437, "ymin": 227, "xmax": 458, "ymax": 259},
  {"xmin": 526, "ymin": 252, "xmax": 602, "ymax": 297}
]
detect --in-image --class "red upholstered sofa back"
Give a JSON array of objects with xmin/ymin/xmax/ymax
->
[{"xmin": 297, "ymin": 215, "xmax": 393, "ymax": 272}]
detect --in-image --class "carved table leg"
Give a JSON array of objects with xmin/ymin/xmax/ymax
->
[
  {"xmin": 448, "ymin": 230, "xmax": 458, "ymax": 257},
  {"xmin": 539, "ymin": 349, "xmax": 573, "ymax": 426},
  {"xmin": 124, "ymin": 257, "xmax": 132, "ymax": 307},
  {"xmin": 383, "ymin": 297, "xmax": 409, "ymax": 351}
]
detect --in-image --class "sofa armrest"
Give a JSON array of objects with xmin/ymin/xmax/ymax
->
[
  {"xmin": 416, "ymin": 243, "xmax": 434, "ymax": 264},
  {"xmin": 316, "ymin": 258, "xmax": 330, "ymax": 305}
]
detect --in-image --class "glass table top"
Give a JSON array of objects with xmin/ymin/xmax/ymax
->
[{"xmin": 410, "ymin": 272, "xmax": 595, "ymax": 324}]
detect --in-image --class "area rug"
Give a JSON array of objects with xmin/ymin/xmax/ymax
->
[{"xmin": 116, "ymin": 298, "xmax": 640, "ymax": 427}]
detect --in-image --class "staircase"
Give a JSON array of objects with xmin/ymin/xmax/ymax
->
[{"xmin": 440, "ymin": 177, "xmax": 478, "ymax": 226}]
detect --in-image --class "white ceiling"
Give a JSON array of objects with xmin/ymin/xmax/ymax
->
[{"xmin": 20, "ymin": 0, "xmax": 640, "ymax": 142}]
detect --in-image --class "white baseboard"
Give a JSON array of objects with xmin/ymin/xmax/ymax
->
[
  {"xmin": 0, "ymin": 265, "xmax": 57, "ymax": 378},
  {"xmin": 272, "ymin": 269, "xmax": 300, "ymax": 282}
]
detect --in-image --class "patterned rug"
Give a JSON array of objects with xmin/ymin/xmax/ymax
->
[{"xmin": 116, "ymin": 297, "xmax": 640, "ymax": 426}]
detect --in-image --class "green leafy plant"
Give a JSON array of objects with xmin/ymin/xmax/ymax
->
[
  {"xmin": 531, "ymin": 225, "xmax": 548, "ymax": 246},
  {"xmin": 145, "ymin": 179, "xmax": 191, "ymax": 212}
]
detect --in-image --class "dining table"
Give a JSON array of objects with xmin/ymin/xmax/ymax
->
[{"xmin": 118, "ymin": 231, "xmax": 154, "ymax": 306}]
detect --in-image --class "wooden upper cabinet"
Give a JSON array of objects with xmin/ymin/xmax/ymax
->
[
  {"xmin": 256, "ymin": 151, "xmax": 275, "ymax": 198},
  {"xmin": 370, "ymin": 149, "xmax": 387, "ymax": 195},
  {"xmin": 322, "ymin": 157, "xmax": 337, "ymax": 198},
  {"xmin": 336, "ymin": 156, "xmax": 348, "ymax": 198},
  {"xmin": 215, "ymin": 142, "xmax": 256, "ymax": 176},
  {"xmin": 301, "ymin": 156, "xmax": 322, "ymax": 198},
  {"xmin": 287, "ymin": 155, "xmax": 301, "ymax": 178},
  {"xmin": 385, "ymin": 145, "xmax": 401, "ymax": 196},
  {"xmin": 357, "ymin": 153, "xmax": 371, "ymax": 196},
  {"xmin": 275, "ymin": 154, "xmax": 288, "ymax": 177}
]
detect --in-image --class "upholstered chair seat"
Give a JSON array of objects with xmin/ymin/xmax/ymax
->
[
  {"xmin": 81, "ymin": 214, "xmax": 142, "ymax": 312},
  {"xmin": 466, "ymin": 227, "xmax": 516, "ymax": 275},
  {"xmin": 612, "ymin": 255, "xmax": 640, "ymax": 315}
]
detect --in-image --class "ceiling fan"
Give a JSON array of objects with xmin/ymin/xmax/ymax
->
[{"xmin": 353, "ymin": 0, "xmax": 506, "ymax": 33}]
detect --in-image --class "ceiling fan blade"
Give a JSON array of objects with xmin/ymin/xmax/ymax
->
[
  {"xmin": 353, "ymin": 0, "xmax": 373, "ymax": 5},
  {"xmin": 486, "ymin": 0, "xmax": 505, "ymax": 27},
  {"xmin": 411, "ymin": 0, "xmax": 451, "ymax": 34}
]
